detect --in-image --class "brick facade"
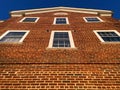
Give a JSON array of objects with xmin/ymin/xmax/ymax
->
[
  {"xmin": 0, "ymin": 7, "xmax": 120, "ymax": 89},
  {"xmin": 0, "ymin": 64, "xmax": 120, "ymax": 90}
]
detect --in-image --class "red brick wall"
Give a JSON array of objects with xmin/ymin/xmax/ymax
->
[
  {"xmin": 0, "ymin": 64, "xmax": 120, "ymax": 90},
  {"xmin": 0, "ymin": 12, "xmax": 120, "ymax": 64}
]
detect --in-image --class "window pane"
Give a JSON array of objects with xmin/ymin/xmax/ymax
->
[
  {"xmin": 0, "ymin": 31, "xmax": 28, "ymax": 43},
  {"xmin": 65, "ymin": 40, "xmax": 71, "ymax": 47},
  {"xmin": 59, "ymin": 40, "xmax": 64, "ymax": 45},
  {"xmin": 56, "ymin": 18, "xmax": 67, "ymax": 24},
  {"xmin": 86, "ymin": 17, "xmax": 101, "ymax": 22},
  {"xmin": 53, "ymin": 32, "xmax": 70, "ymax": 47},
  {"xmin": 5, "ymin": 32, "xmax": 26, "ymax": 37},
  {"xmin": 98, "ymin": 32, "xmax": 118, "ymax": 37},
  {"xmin": 87, "ymin": 18, "xmax": 99, "ymax": 21},
  {"xmin": 0, "ymin": 37, "xmax": 21, "ymax": 42},
  {"xmin": 97, "ymin": 31, "xmax": 120, "ymax": 42},
  {"xmin": 23, "ymin": 18, "xmax": 37, "ymax": 22},
  {"xmin": 53, "ymin": 44, "xmax": 58, "ymax": 47},
  {"xmin": 54, "ymin": 32, "xmax": 68, "ymax": 38},
  {"xmin": 102, "ymin": 37, "xmax": 120, "ymax": 42},
  {"xmin": 59, "ymin": 44, "xmax": 64, "ymax": 47},
  {"xmin": 53, "ymin": 40, "xmax": 59, "ymax": 47}
]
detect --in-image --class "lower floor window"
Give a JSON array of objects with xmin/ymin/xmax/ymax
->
[
  {"xmin": 48, "ymin": 31, "xmax": 75, "ymax": 48},
  {"xmin": 53, "ymin": 32, "xmax": 70, "ymax": 47},
  {"xmin": 94, "ymin": 30, "xmax": 120, "ymax": 42},
  {"xmin": 0, "ymin": 30, "xmax": 29, "ymax": 43}
]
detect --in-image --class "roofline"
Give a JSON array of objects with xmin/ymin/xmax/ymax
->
[
  {"xmin": 10, "ymin": 6, "xmax": 113, "ymax": 17},
  {"xmin": 0, "ymin": 20, "xmax": 4, "ymax": 23}
]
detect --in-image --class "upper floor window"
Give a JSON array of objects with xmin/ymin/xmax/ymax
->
[
  {"xmin": 48, "ymin": 31, "xmax": 75, "ymax": 48},
  {"xmin": 94, "ymin": 30, "xmax": 120, "ymax": 42},
  {"xmin": 83, "ymin": 17, "xmax": 103, "ymax": 22},
  {"xmin": 0, "ymin": 30, "xmax": 29, "ymax": 43},
  {"xmin": 53, "ymin": 17, "xmax": 69, "ymax": 25},
  {"xmin": 19, "ymin": 17, "xmax": 39, "ymax": 23}
]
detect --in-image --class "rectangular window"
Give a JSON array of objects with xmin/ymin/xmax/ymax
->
[
  {"xmin": 94, "ymin": 30, "xmax": 120, "ymax": 42},
  {"xmin": 0, "ymin": 30, "xmax": 29, "ymax": 43},
  {"xmin": 19, "ymin": 17, "xmax": 39, "ymax": 23},
  {"xmin": 83, "ymin": 17, "xmax": 103, "ymax": 22},
  {"xmin": 53, "ymin": 32, "xmax": 70, "ymax": 47},
  {"xmin": 53, "ymin": 17, "xmax": 69, "ymax": 24},
  {"xmin": 48, "ymin": 31, "xmax": 75, "ymax": 48}
]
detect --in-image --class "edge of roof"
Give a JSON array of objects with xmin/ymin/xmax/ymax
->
[
  {"xmin": 0, "ymin": 20, "xmax": 4, "ymax": 23},
  {"xmin": 10, "ymin": 6, "xmax": 113, "ymax": 17}
]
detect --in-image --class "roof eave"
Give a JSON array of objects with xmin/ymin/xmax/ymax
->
[
  {"xmin": 0, "ymin": 20, "xmax": 4, "ymax": 23},
  {"xmin": 10, "ymin": 6, "xmax": 113, "ymax": 17}
]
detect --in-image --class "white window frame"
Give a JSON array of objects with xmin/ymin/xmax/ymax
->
[
  {"xmin": 48, "ymin": 30, "xmax": 75, "ymax": 48},
  {"xmin": 83, "ymin": 17, "xmax": 103, "ymax": 22},
  {"xmin": 19, "ymin": 17, "xmax": 40, "ymax": 23},
  {"xmin": 53, "ymin": 17, "xmax": 69, "ymax": 25},
  {"xmin": 0, "ymin": 30, "xmax": 30, "ymax": 43},
  {"xmin": 93, "ymin": 30, "xmax": 120, "ymax": 42}
]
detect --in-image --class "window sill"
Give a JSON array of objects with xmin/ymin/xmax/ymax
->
[
  {"xmin": 0, "ymin": 42, "xmax": 23, "ymax": 44},
  {"xmin": 52, "ymin": 24, "xmax": 70, "ymax": 25},
  {"xmin": 46, "ymin": 47, "xmax": 77, "ymax": 50},
  {"xmin": 100, "ymin": 42, "xmax": 120, "ymax": 44},
  {"xmin": 85, "ymin": 21, "xmax": 104, "ymax": 23},
  {"xmin": 18, "ymin": 22, "xmax": 37, "ymax": 23}
]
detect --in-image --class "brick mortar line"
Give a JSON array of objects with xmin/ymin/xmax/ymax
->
[{"xmin": 0, "ymin": 63, "xmax": 120, "ymax": 65}]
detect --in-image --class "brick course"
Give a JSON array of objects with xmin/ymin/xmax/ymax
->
[{"xmin": 0, "ymin": 64, "xmax": 120, "ymax": 90}]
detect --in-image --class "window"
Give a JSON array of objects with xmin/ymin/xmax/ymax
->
[
  {"xmin": 94, "ymin": 30, "xmax": 120, "ymax": 42},
  {"xmin": 48, "ymin": 31, "xmax": 75, "ymax": 48},
  {"xmin": 83, "ymin": 17, "xmax": 103, "ymax": 22},
  {"xmin": 53, "ymin": 17, "xmax": 69, "ymax": 24},
  {"xmin": 0, "ymin": 30, "xmax": 29, "ymax": 43},
  {"xmin": 53, "ymin": 32, "xmax": 70, "ymax": 47},
  {"xmin": 19, "ymin": 17, "xmax": 39, "ymax": 23}
]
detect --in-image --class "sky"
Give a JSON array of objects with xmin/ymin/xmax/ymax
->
[{"xmin": 0, "ymin": 0, "xmax": 120, "ymax": 20}]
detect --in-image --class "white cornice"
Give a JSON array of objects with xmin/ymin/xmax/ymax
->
[
  {"xmin": 0, "ymin": 20, "xmax": 4, "ymax": 23},
  {"xmin": 10, "ymin": 6, "xmax": 113, "ymax": 17}
]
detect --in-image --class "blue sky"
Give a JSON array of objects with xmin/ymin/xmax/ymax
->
[{"xmin": 0, "ymin": 0, "xmax": 120, "ymax": 20}]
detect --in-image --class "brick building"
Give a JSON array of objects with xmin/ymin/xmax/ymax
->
[{"xmin": 0, "ymin": 7, "xmax": 120, "ymax": 90}]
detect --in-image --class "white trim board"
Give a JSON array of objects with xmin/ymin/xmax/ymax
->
[{"xmin": 10, "ymin": 7, "xmax": 113, "ymax": 17}]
